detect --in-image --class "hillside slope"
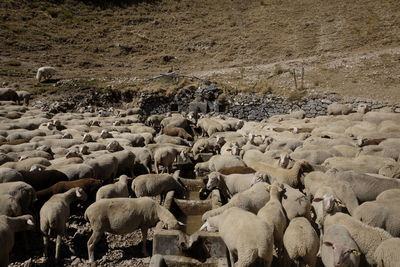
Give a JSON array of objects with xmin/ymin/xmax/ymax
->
[{"xmin": 0, "ymin": 0, "xmax": 399, "ymax": 102}]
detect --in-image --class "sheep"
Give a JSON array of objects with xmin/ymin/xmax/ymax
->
[
  {"xmin": 84, "ymin": 197, "xmax": 183, "ymax": 261},
  {"xmin": 52, "ymin": 163, "xmax": 94, "ymax": 180},
  {"xmin": 154, "ymin": 134, "xmax": 191, "ymax": 146},
  {"xmin": 85, "ymin": 154, "xmax": 118, "ymax": 182},
  {"xmin": 0, "ymin": 167, "xmax": 23, "ymax": 183},
  {"xmin": 257, "ymin": 182, "xmax": 287, "ymax": 265},
  {"xmin": 0, "ymin": 88, "xmax": 20, "ymax": 104},
  {"xmin": 1, "ymin": 156, "xmax": 51, "ymax": 171},
  {"xmin": 327, "ymin": 169, "xmax": 400, "ymax": 202},
  {"xmin": 202, "ymin": 182, "xmax": 270, "ymax": 222},
  {"xmin": 322, "ymin": 155, "xmax": 395, "ymax": 174},
  {"xmin": 280, "ymin": 183, "xmax": 312, "ymax": 221},
  {"xmin": 353, "ymin": 199, "xmax": 400, "ymax": 237},
  {"xmin": 40, "ymin": 187, "xmax": 87, "ymax": 262},
  {"xmin": 243, "ymin": 149, "xmax": 291, "ymax": 169},
  {"xmin": 96, "ymin": 175, "xmax": 129, "ymax": 201},
  {"xmin": 327, "ymin": 103, "xmax": 353, "ymax": 115},
  {"xmin": 321, "ymin": 224, "xmax": 360, "ymax": 267},
  {"xmin": 376, "ymin": 189, "xmax": 400, "ymax": 201},
  {"xmin": 373, "ymin": 238, "xmax": 400, "ymax": 267},
  {"xmin": 127, "ymin": 147, "xmax": 153, "ymax": 174},
  {"xmin": 197, "ymin": 117, "xmax": 224, "ymax": 136},
  {"xmin": 249, "ymin": 160, "xmax": 312, "ymax": 188},
  {"xmin": 132, "ymin": 172, "xmax": 186, "ymax": 203},
  {"xmin": 8, "ymin": 149, "xmax": 54, "ymax": 161},
  {"xmin": 16, "ymin": 90, "xmax": 31, "ymax": 106},
  {"xmin": 36, "ymin": 66, "xmax": 56, "ymax": 82},
  {"xmin": 205, "ymin": 171, "xmax": 269, "ymax": 198},
  {"xmin": 162, "ymin": 125, "xmax": 193, "ymax": 140},
  {"xmin": 154, "ymin": 146, "xmax": 188, "ymax": 174},
  {"xmin": 218, "ymin": 166, "xmax": 256, "ymax": 175},
  {"xmin": 0, "ymin": 214, "xmax": 35, "ymax": 267},
  {"xmin": 19, "ymin": 169, "xmax": 68, "ymax": 191},
  {"xmin": 311, "ymin": 186, "xmax": 344, "ymax": 230},
  {"xmin": 112, "ymin": 150, "xmax": 135, "ymax": 178},
  {"xmin": 0, "ymin": 181, "xmax": 36, "ymax": 214},
  {"xmin": 283, "ymin": 217, "xmax": 319, "ymax": 267},
  {"xmin": 145, "ymin": 114, "xmax": 165, "ymax": 128},
  {"xmin": 194, "ymin": 154, "xmax": 246, "ymax": 176},
  {"xmin": 200, "ymin": 207, "xmax": 274, "ymax": 267},
  {"xmin": 36, "ymin": 178, "xmax": 102, "ymax": 201},
  {"xmin": 324, "ymin": 212, "xmax": 392, "ymax": 265}
]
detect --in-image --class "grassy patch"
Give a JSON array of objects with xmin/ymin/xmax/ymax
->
[{"xmin": 287, "ymin": 89, "xmax": 307, "ymax": 102}]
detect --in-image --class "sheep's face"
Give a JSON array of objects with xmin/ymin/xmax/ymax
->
[
  {"xmin": 323, "ymin": 241, "xmax": 360, "ymax": 267},
  {"xmin": 106, "ymin": 141, "xmax": 122, "ymax": 152},
  {"xmin": 83, "ymin": 133, "xmax": 93, "ymax": 143},
  {"xmin": 101, "ymin": 130, "xmax": 112, "ymax": 139},
  {"xmin": 62, "ymin": 133, "xmax": 72, "ymax": 139},
  {"xmin": 30, "ymin": 164, "xmax": 44, "ymax": 172},
  {"xmin": 251, "ymin": 171, "xmax": 269, "ymax": 186},
  {"xmin": 79, "ymin": 145, "xmax": 89, "ymax": 155},
  {"xmin": 206, "ymin": 172, "xmax": 221, "ymax": 190},
  {"xmin": 279, "ymin": 153, "xmax": 290, "ymax": 168}
]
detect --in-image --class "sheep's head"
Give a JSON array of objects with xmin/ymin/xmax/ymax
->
[
  {"xmin": 206, "ymin": 172, "xmax": 221, "ymax": 190},
  {"xmin": 113, "ymin": 121, "xmax": 122, "ymax": 126},
  {"xmin": 18, "ymin": 155, "xmax": 29, "ymax": 161},
  {"xmin": 66, "ymin": 151, "xmax": 83, "ymax": 159},
  {"xmin": 100, "ymin": 130, "xmax": 112, "ymax": 139},
  {"xmin": 30, "ymin": 164, "xmax": 45, "ymax": 172},
  {"xmin": 106, "ymin": 141, "xmax": 123, "ymax": 152},
  {"xmin": 83, "ymin": 133, "xmax": 94, "ymax": 143},
  {"xmin": 62, "ymin": 133, "xmax": 73, "ymax": 139},
  {"xmin": 36, "ymin": 145, "xmax": 53, "ymax": 156},
  {"xmin": 79, "ymin": 145, "xmax": 90, "ymax": 155},
  {"xmin": 323, "ymin": 241, "xmax": 360, "ymax": 267},
  {"xmin": 312, "ymin": 194, "xmax": 343, "ymax": 228},
  {"xmin": 278, "ymin": 153, "xmax": 291, "ymax": 169}
]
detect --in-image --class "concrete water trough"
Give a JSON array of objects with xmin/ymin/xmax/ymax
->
[{"xmin": 150, "ymin": 178, "xmax": 229, "ymax": 266}]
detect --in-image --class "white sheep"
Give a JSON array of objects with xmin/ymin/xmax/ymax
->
[
  {"xmin": 0, "ymin": 214, "xmax": 35, "ymax": 266},
  {"xmin": 324, "ymin": 212, "xmax": 392, "ymax": 265},
  {"xmin": 194, "ymin": 154, "xmax": 246, "ymax": 176},
  {"xmin": 376, "ymin": 189, "xmax": 400, "ymax": 201},
  {"xmin": 40, "ymin": 187, "xmax": 87, "ymax": 262},
  {"xmin": 200, "ymin": 207, "xmax": 274, "ymax": 267},
  {"xmin": 321, "ymin": 224, "xmax": 360, "ymax": 267},
  {"xmin": 202, "ymin": 182, "xmax": 270, "ymax": 222},
  {"xmin": 84, "ymin": 197, "xmax": 183, "ymax": 262},
  {"xmin": 96, "ymin": 175, "xmax": 129, "ymax": 201},
  {"xmin": 257, "ymin": 182, "xmax": 287, "ymax": 265},
  {"xmin": 36, "ymin": 66, "xmax": 56, "ymax": 82},
  {"xmin": 373, "ymin": 238, "xmax": 400, "ymax": 267},
  {"xmin": 311, "ymin": 186, "xmax": 344, "ymax": 230},
  {"xmin": 154, "ymin": 146, "xmax": 188, "ymax": 174},
  {"xmin": 132, "ymin": 172, "xmax": 186, "ymax": 204},
  {"xmin": 283, "ymin": 217, "xmax": 319, "ymax": 267},
  {"xmin": 205, "ymin": 171, "xmax": 270, "ymax": 199}
]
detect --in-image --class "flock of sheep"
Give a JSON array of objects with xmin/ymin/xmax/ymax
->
[{"xmin": 0, "ymin": 86, "xmax": 400, "ymax": 267}]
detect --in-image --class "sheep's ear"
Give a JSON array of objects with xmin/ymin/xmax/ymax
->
[
  {"xmin": 199, "ymin": 221, "xmax": 209, "ymax": 231},
  {"xmin": 177, "ymin": 221, "xmax": 185, "ymax": 226},
  {"xmin": 265, "ymin": 185, "xmax": 271, "ymax": 192},
  {"xmin": 27, "ymin": 219, "xmax": 34, "ymax": 226},
  {"xmin": 323, "ymin": 242, "xmax": 333, "ymax": 247},
  {"xmin": 334, "ymin": 199, "xmax": 345, "ymax": 207},
  {"xmin": 350, "ymin": 249, "xmax": 361, "ymax": 256},
  {"xmin": 313, "ymin": 197, "xmax": 323, "ymax": 202},
  {"xmin": 76, "ymin": 189, "xmax": 82, "ymax": 198}
]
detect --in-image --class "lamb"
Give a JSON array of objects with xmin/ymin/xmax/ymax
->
[
  {"xmin": 202, "ymin": 182, "xmax": 270, "ymax": 222},
  {"xmin": 132, "ymin": 172, "xmax": 186, "ymax": 203},
  {"xmin": 205, "ymin": 171, "xmax": 269, "ymax": 198},
  {"xmin": 96, "ymin": 175, "xmax": 129, "ymax": 201},
  {"xmin": 257, "ymin": 182, "xmax": 287, "ymax": 265},
  {"xmin": 327, "ymin": 103, "xmax": 353, "ymax": 115},
  {"xmin": 154, "ymin": 146, "xmax": 188, "ymax": 174},
  {"xmin": 36, "ymin": 66, "xmax": 56, "ymax": 82},
  {"xmin": 373, "ymin": 238, "xmax": 400, "ymax": 267},
  {"xmin": 324, "ymin": 212, "xmax": 392, "ymax": 265},
  {"xmin": 353, "ymin": 199, "xmax": 400, "ymax": 237},
  {"xmin": 0, "ymin": 214, "xmax": 35, "ymax": 267},
  {"xmin": 40, "ymin": 187, "xmax": 87, "ymax": 262},
  {"xmin": 321, "ymin": 224, "xmax": 360, "ymax": 267},
  {"xmin": 85, "ymin": 197, "xmax": 182, "ymax": 261},
  {"xmin": 200, "ymin": 207, "xmax": 274, "ymax": 267},
  {"xmin": 249, "ymin": 160, "xmax": 312, "ymax": 188},
  {"xmin": 283, "ymin": 217, "xmax": 319, "ymax": 267}
]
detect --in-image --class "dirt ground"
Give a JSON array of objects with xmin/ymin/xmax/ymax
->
[{"xmin": 0, "ymin": 0, "xmax": 399, "ymax": 103}]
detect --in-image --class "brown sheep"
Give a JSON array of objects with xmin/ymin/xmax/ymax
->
[
  {"xmin": 19, "ymin": 170, "xmax": 69, "ymax": 191},
  {"xmin": 218, "ymin": 166, "xmax": 256, "ymax": 175},
  {"xmin": 36, "ymin": 178, "xmax": 103, "ymax": 202},
  {"xmin": 162, "ymin": 125, "xmax": 193, "ymax": 140}
]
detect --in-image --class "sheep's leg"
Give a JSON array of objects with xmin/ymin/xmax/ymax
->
[
  {"xmin": 87, "ymin": 231, "xmax": 102, "ymax": 263},
  {"xmin": 227, "ymin": 248, "xmax": 235, "ymax": 267},
  {"xmin": 55, "ymin": 234, "xmax": 62, "ymax": 262},
  {"xmin": 141, "ymin": 228, "xmax": 148, "ymax": 256},
  {"xmin": 155, "ymin": 161, "xmax": 159, "ymax": 174},
  {"xmin": 43, "ymin": 232, "xmax": 49, "ymax": 258},
  {"xmin": 145, "ymin": 163, "xmax": 151, "ymax": 174},
  {"xmin": 236, "ymin": 249, "xmax": 257, "ymax": 267}
]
